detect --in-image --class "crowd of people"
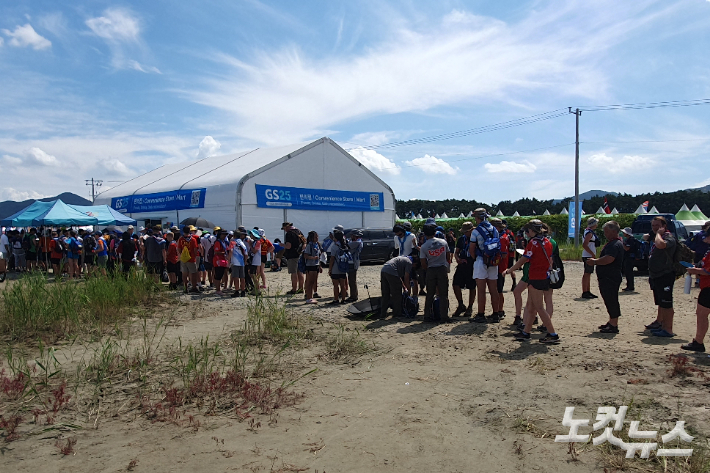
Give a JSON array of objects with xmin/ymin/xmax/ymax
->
[{"xmin": 1, "ymin": 213, "xmax": 709, "ymax": 351}]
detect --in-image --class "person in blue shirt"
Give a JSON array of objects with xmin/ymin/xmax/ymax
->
[{"xmin": 271, "ymin": 238, "xmax": 285, "ymax": 271}]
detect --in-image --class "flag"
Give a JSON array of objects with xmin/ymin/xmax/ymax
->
[
  {"xmin": 603, "ymin": 198, "xmax": 611, "ymax": 214},
  {"xmin": 642, "ymin": 201, "xmax": 649, "ymax": 211}
]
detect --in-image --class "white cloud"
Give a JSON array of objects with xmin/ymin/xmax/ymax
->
[
  {"xmin": 1, "ymin": 24, "xmax": 51, "ymax": 50},
  {"xmin": 186, "ymin": 2, "xmax": 664, "ymax": 143},
  {"xmin": 0, "ymin": 37, "xmax": 4, "ymax": 47},
  {"xmin": 405, "ymin": 154, "xmax": 457, "ymax": 175},
  {"xmin": 25, "ymin": 147, "xmax": 59, "ymax": 166},
  {"xmin": 127, "ymin": 60, "xmax": 161, "ymax": 74},
  {"xmin": 587, "ymin": 152, "xmax": 652, "ymax": 173},
  {"xmin": 102, "ymin": 159, "xmax": 131, "ymax": 175},
  {"xmin": 349, "ymin": 147, "xmax": 400, "ymax": 175},
  {"xmin": 2, "ymin": 155, "xmax": 22, "ymax": 166},
  {"xmin": 0, "ymin": 188, "xmax": 46, "ymax": 202},
  {"xmin": 484, "ymin": 160, "xmax": 537, "ymax": 173},
  {"xmin": 86, "ymin": 9, "xmax": 140, "ymax": 42},
  {"xmin": 197, "ymin": 136, "xmax": 221, "ymax": 159}
]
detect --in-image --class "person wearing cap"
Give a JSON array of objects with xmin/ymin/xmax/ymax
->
[
  {"xmin": 282, "ymin": 222, "xmax": 305, "ymax": 294},
  {"xmin": 127, "ymin": 225, "xmax": 135, "ymax": 237},
  {"xmin": 469, "ymin": 208, "xmax": 502, "ymax": 323},
  {"xmin": 452, "ymin": 221, "xmax": 476, "ymax": 317},
  {"xmin": 419, "ymin": 223, "xmax": 452, "ymax": 322},
  {"xmin": 502, "ymin": 220, "xmax": 517, "ymax": 290},
  {"xmin": 257, "ymin": 229, "xmax": 273, "ymax": 290},
  {"xmin": 272, "ymin": 238, "xmax": 285, "ymax": 271},
  {"xmin": 211, "ymin": 229, "xmax": 230, "ymax": 295},
  {"xmin": 491, "ymin": 218, "xmax": 509, "ymax": 317},
  {"xmin": 247, "ymin": 228, "xmax": 263, "ymax": 295},
  {"xmin": 346, "ymin": 230, "xmax": 364, "ymax": 301},
  {"xmin": 394, "ymin": 224, "xmax": 420, "ymax": 295},
  {"xmin": 178, "ymin": 226, "xmax": 201, "ymax": 293},
  {"xmin": 620, "ymin": 226, "xmax": 639, "ymax": 292},
  {"xmin": 687, "ymin": 221, "xmax": 710, "ymax": 287},
  {"xmin": 327, "ymin": 229, "xmax": 350, "ymax": 304},
  {"xmin": 581, "ymin": 217, "xmax": 600, "ymax": 299},
  {"xmin": 586, "ymin": 220, "xmax": 624, "ymax": 334},
  {"xmin": 92, "ymin": 230, "xmax": 108, "ymax": 275},
  {"xmin": 505, "ymin": 219, "xmax": 559, "ymax": 344},
  {"xmin": 229, "ymin": 228, "xmax": 248, "ymax": 297},
  {"xmin": 380, "ymin": 255, "xmax": 413, "ymax": 318},
  {"xmin": 644, "ymin": 216, "xmax": 678, "ymax": 337}
]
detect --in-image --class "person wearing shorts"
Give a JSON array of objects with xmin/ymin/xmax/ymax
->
[
  {"xmin": 229, "ymin": 229, "xmax": 247, "ymax": 297},
  {"xmin": 452, "ymin": 222, "xmax": 476, "ymax": 317},
  {"xmin": 682, "ymin": 231, "xmax": 710, "ymax": 352},
  {"xmin": 178, "ymin": 226, "xmax": 200, "ymax": 294},
  {"xmin": 211, "ymin": 230, "xmax": 230, "ymax": 295},
  {"xmin": 0, "ymin": 230, "xmax": 9, "ymax": 282},
  {"xmin": 328, "ymin": 231, "xmax": 350, "ymax": 304},
  {"xmin": 303, "ymin": 232, "xmax": 322, "ymax": 303},
  {"xmin": 282, "ymin": 222, "xmax": 305, "ymax": 294},
  {"xmin": 645, "ymin": 216, "xmax": 677, "ymax": 337},
  {"xmin": 491, "ymin": 219, "xmax": 509, "ymax": 317},
  {"xmin": 165, "ymin": 232, "xmax": 180, "ymax": 289},
  {"xmin": 469, "ymin": 209, "xmax": 501, "ymax": 323},
  {"xmin": 144, "ymin": 227, "xmax": 166, "ymax": 283},
  {"xmin": 581, "ymin": 218, "xmax": 599, "ymax": 299}
]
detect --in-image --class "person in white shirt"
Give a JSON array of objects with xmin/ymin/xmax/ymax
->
[{"xmin": 0, "ymin": 230, "xmax": 9, "ymax": 282}]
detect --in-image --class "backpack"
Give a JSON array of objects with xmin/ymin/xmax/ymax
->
[
  {"xmin": 54, "ymin": 237, "xmax": 67, "ymax": 253},
  {"xmin": 84, "ymin": 235, "xmax": 96, "ymax": 253},
  {"xmin": 207, "ymin": 243, "xmax": 215, "ymax": 265},
  {"xmin": 69, "ymin": 238, "xmax": 81, "ymax": 254},
  {"xmin": 297, "ymin": 232, "xmax": 307, "ymax": 255},
  {"xmin": 336, "ymin": 244, "xmax": 353, "ymax": 273},
  {"xmin": 673, "ymin": 241, "xmax": 695, "ymax": 279},
  {"xmin": 402, "ymin": 292, "xmax": 419, "ymax": 318},
  {"xmin": 476, "ymin": 224, "xmax": 502, "ymax": 266},
  {"xmin": 549, "ymin": 241, "xmax": 565, "ymax": 290},
  {"xmin": 121, "ymin": 239, "xmax": 136, "ymax": 261},
  {"xmin": 179, "ymin": 238, "xmax": 192, "ymax": 263},
  {"xmin": 21, "ymin": 236, "xmax": 31, "ymax": 251}
]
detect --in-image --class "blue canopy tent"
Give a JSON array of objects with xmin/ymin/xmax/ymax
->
[
  {"xmin": 1, "ymin": 200, "xmax": 99, "ymax": 227},
  {"xmin": 67, "ymin": 205, "xmax": 137, "ymax": 226}
]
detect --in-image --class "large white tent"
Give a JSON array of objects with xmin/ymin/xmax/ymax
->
[
  {"xmin": 94, "ymin": 138, "xmax": 396, "ymax": 239},
  {"xmin": 560, "ymin": 208, "xmax": 568, "ymax": 215},
  {"xmin": 633, "ymin": 204, "xmax": 647, "ymax": 214}
]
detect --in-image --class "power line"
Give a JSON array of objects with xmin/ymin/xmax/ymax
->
[
  {"xmin": 581, "ymin": 138, "xmax": 710, "ymax": 144},
  {"xmin": 347, "ymin": 109, "xmax": 569, "ymax": 151},
  {"xmin": 577, "ymin": 98, "xmax": 710, "ymax": 112}
]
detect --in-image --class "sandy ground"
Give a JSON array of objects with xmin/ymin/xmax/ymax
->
[{"xmin": 2, "ymin": 261, "xmax": 710, "ymax": 472}]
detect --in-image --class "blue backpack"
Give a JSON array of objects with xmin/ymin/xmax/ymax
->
[
  {"xmin": 402, "ymin": 292, "xmax": 419, "ymax": 318},
  {"xmin": 336, "ymin": 244, "xmax": 353, "ymax": 272},
  {"xmin": 476, "ymin": 223, "xmax": 502, "ymax": 266}
]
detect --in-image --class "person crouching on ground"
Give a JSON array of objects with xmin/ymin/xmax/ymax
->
[
  {"xmin": 586, "ymin": 221, "xmax": 624, "ymax": 333},
  {"xmin": 419, "ymin": 223, "xmax": 452, "ymax": 323},
  {"xmin": 681, "ymin": 231, "xmax": 710, "ymax": 352},
  {"xmin": 505, "ymin": 219, "xmax": 559, "ymax": 344},
  {"xmin": 380, "ymin": 255, "xmax": 412, "ymax": 318},
  {"xmin": 303, "ymin": 231, "xmax": 322, "ymax": 304}
]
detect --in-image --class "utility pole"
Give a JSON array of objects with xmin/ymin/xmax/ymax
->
[
  {"xmin": 569, "ymin": 107, "xmax": 581, "ymax": 248},
  {"xmin": 85, "ymin": 178, "xmax": 103, "ymax": 203}
]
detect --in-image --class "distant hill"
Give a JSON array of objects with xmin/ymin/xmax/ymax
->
[
  {"xmin": 691, "ymin": 184, "xmax": 710, "ymax": 193},
  {"xmin": 552, "ymin": 189, "xmax": 618, "ymax": 205},
  {"xmin": 0, "ymin": 193, "xmax": 92, "ymax": 220}
]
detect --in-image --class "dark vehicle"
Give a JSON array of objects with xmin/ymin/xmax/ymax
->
[
  {"xmin": 344, "ymin": 228, "xmax": 397, "ymax": 263},
  {"xmin": 630, "ymin": 213, "xmax": 688, "ymax": 272}
]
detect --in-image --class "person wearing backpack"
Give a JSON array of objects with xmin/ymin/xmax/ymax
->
[
  {"xmin": 22, "ymin": 228, "xmax": 39, "ymax": 271},
  {"xmin": 327, "ymin": 230, "xmax": 350, "ymax": 304},
  {"xmin": 83, "ymin": 230, "xmax": 97, "ymax": 274},
  {"xmin": 469, "ymin": 208, "xmax": 502, "ymax": 323},
  {"xmin": 452, "ymin": 222, "xmax": 476, "ymax": 317},
  {"xmin": 64, "ymin": 230, "xmax": 82, "ymax": 279},
  {"xmin": 12, "ymin": 230, "xmax": 26, "ymax": 272},
  {"xmin": 644, "ymin": 216, "xmax": 677, "ymax": 337},
  {"xmin": 586, "ymin": 221, "xmax": 625, "ymax": 334},
  {"xmin": 419, "ymin": 223, "xmax": 452, "ymax": 322},
  {"xmin": 346, "ymin": 230, "xmax": 363, "ymax": 301},
  {"xmin": 502, "ymin": 220, "xmax": 517, "ymax": 290},
  {"xmin": 680, "ymin": 231, "xmax": 710, "ymax": 352},
  {"xmin": 210, "ymin": 229, "xmax": 230, "ymax": 295},
  {"xmin": 144, "ymin": 227, "xmax": 167, "ymax": 283},
  {"xmin": 257, "ymin": 228, "xmax": 272, "ymax": 289},
  {"xmin": 303, "ymin": 231, "xmax": 322, "ymax": 304},
  {"xmin": 229, "ymin": 228, "xmax": 248, "ymax": 297},
  {"xmin": 117, "ymin": 231, "xmax": 137, "ymax": 275},
  {"xmin": 178, "ymin": 226, "xmax": 201, "ymax": 293},
  {"xmin": 491, "ymin": 219, "xmax": 509, "ymax": 318},
  {"xmin": 282, "ymin": 222, "xmax": 305, "ymax": 294}
]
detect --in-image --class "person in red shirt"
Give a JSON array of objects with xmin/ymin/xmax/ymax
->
[
  {"xmin": 165, "ymin": 232, "xmax": 180, "ymax": 289},
  {"xmin": 681, "ymin": 232, "xmax": 710, "ymax": 352},
  {"xmin": 48, "ymin": 230, "xmax": 64, "ymax": 279},
  {"xmin": 491, "ymin": 219, "xmax": 509, "ymax": 315},
  {"xmin": 505, "ymin": 219, "xmax": 558, "ymax": 344},
  {"xmin": 178, "ymin": 226, "xmax": 201, "ymax": 293}
]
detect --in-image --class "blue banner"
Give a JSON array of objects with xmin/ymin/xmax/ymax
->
[
  {"xmin": 256, "ymin": 185, "xmax": 384, "ymax": 212},
  {"xmin": 568, "ymin": 201, "xmax": 583, "ymax": 238},
  {"xmin": 111, "ymin": 189, "xmax": 206, "ymax": 214}
]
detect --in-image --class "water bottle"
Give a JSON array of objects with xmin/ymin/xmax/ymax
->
[{"xmin": 684, "ymin": 274, "xmax": 692, "ymax": 294}]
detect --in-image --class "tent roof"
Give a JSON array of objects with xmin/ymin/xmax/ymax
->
[
  {"xmin": 560, "ymin": 208, "xmax": 568, "ymax": 215},
  {"xmin": 676, "ymin": 210, "xmax": 697, "ymax": 221},
  {"xmin": 648, "ymin": 206, "xmax": 660, "ymax": 214},
  {"xmin": 691, "ymin": 204, "xmax": 708, "ymax": 221},
  {"xmin": 69, "ymin": 205, "xmax": 137, "ymax": 226},
  {"xmin": 543, "ymin": 210, "xmax": 550, "ymax": 215},
  {"xmin": 495, "ymin": 210, "xmax": 504, "ymax": 216},
  {"xmin": 633, "ymin": 204, "xmax": 647, "ymax": 214},
  {"xmin": 678, "ymin": 204, "xmax": 690, "ymax": 212},
  {"xmin": 595, "ymin": 207, "xmax": 606, "ymax": 214},
  {"xmin": 1, "ymin": 200, "xmax": 99, "ymax": 227},
  {"xmin": 512, "ymin": 211, "xmax": 520, "ymax": 217}
]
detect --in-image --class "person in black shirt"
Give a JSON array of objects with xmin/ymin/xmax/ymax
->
[
  {"xmin": 281, "ymin": 222, "xmax": 305, "ymax": 294},
  {"xmin": 620, "ymin": 227, "xmax": 638, "ymax": 291},
  {"xmin": 585, "ymin": 221, "xmax": 624, "ymax": 333}
]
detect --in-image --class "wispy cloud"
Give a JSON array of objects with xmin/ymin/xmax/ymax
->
[
  {"xmin": 2, "ymin": 24, "xmax": 51, "ymax": 50},
  {"xmin": 184, "ymin": 1, "xmax": 666, "ymax": 144},
  {"xmin": 85, "ymin": 8, "xmax": 159, "ymax": 73},
  {"xmin": 587, "ymin": 152, "xmax": 653, "ymax": 173},
  {"xmin": 0, "ymin": 188, "xmax": 46, "ymax": 202},
  {"xmin": 25, "ymin": 147, "xmax": 59, "ymax": 166},
  {"xmin": 484, "ymin": 160, "xmax": 537, "ymax": 173}
]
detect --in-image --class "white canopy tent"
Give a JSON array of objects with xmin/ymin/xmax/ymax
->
[
  {"xmin": 440, "ymin": 212, "xmax": 448, "ymax": 219},
  {"xmin": 633, "ymin": 204, "xmax": 647, "ymax": 214},
  {"xmin": 560, "ymin": 208, "xmax": 568, "ymax": 215},
  {"xmin": 611, "ymin": 208, "xmax": 619, "ymax": 215},
  {"xmin": 458, "ymin": 213, "xmax": 465, "ymax": 218},
  {"xmin": 95, "ymin": 138, "xmax": 396, "ymax": 239},
  {"xmin": 595, "ymin": 206, "xmax": 606, "ymax": 214},
  {"xmin": 512, "ymin": 211, "xmax": 520, "ymax": 217},
  {"xmin": 648, "ymin": 206, "xmax": 660, "ymax": 214},
  {"xmin": 543, "ymin": 209, "xmax": 550, "ymax": 216},
  {"xmin": 496, "ymin": 210, "xmax": 504, "ymax": 216}
]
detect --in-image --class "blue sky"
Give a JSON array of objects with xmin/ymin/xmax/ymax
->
[{"xmin": 2, "ymin": 0, "xmax": 710, "ymax": 205}]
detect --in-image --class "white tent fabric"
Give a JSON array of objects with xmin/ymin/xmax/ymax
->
[
  {"xmin": 496, "ymin": 210, "xmax": 504, "ymax": 216},
  {"xmin": 458, "ymin": 213, "xmax": 465, "ymax": 218},
  {"xmin": 512, "ymin": 211, "xmax": 520, "ymax": 217},
  {"xmin": 416, "ymin": 214, "xmax": 423, "ymax": 219},
  {"xmin": 611, "ymin": 208, "xmax": 619, "ymax": 215},
  {"xmin": 633, "ymin": 204, "xmax": 647, "ymax": 214},
  {"xmin": 691, "ymin": 204, "xmax": 709, "ymax": 221},
  {"xmin": 560, "ymin": 208, "xmax": 568, "ymax": 215},
  {"xmin": 595, "ymin": 207, "xmax": 606, "ymax": 214},
  {"xmin": 435, "ymin": 213, "xmax": 441, "ymax": 219},
  {"xmin": 543, "ymin": 209, "xmax": 550, "ymax": 216},
  {"xmin": 395, "ymin": 214, "xmax": 400, "ymax": 220},
  {"xmin": 466, "ymin": 211, "xmax": 473, "ymax": 217},
  {"xmin": 648, "ymin": 206, "xmax": 660, "ymax": 214},
  {"xmin": 440, "ymin": 212, "xmax": 448, "ymax": 219},
  {"xmin": 94, "ymin": 138, "xmax": 395, "ymax": 239}
]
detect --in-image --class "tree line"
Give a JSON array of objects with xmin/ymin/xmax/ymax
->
[{"xmin": 396, "ymin": 189, "xmax": 710, "ymax": 218}]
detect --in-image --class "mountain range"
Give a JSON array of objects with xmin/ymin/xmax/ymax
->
[
  {"xmin": 552, "ymin": 189, "xmax": 619, "ymax": 205},
  {"xmin": 0, "ymin": 193, "xmax": 92, "ymax": 220}
]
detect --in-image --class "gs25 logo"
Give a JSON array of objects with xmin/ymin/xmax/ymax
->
[{"xmin": 264, "ymin": 189, "xmax": 291, "ymax": 201}]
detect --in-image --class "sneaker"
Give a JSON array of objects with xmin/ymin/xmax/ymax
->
[
  {"xmin": 464, "ymin": 308, "xmax": 473, "ymax": 317},
  {"xmin": 533, "ymin": 317, "xmax": 539, "ymax": 325},
  {"xmin": 487, "ymin": 313, "xmax": 501, "ymax": 323},
  {"xmin": 540, "ymin": 333, "xmax": 560, "ymax": 344},
  {"xmin": 514, "ymin": 331, "xmax": 530, "ymax": 341},
  {"xmin": 513, "ymin": 316, "xmax": 522, "ymax": 326},
  {"xmin": 536, "ymin": 325, "xmax": 548, "ymax": 333},
  {"xmin": 453, "ymin": 304, "xmax": 467, "ymax": 317},
  {"xmin": 328, "ymin": 300, "xmax": 340, "ymax": 305},
  {"xmin": 306, "ymin": 299, "xmax": 318, "ymax": 304},
  {"xmin": 622, "ymin": 287, "xmax": 634, "ymax": 292},
  {"xmin": 587, "ymin": 293, "xmax": 598, "ymax": 299},
  {"xmin": 231, "ymin": 291, "xmax": 239, "ymax": 298},
  {"xmin": 651, "ymin": 329, "xmax": 675, "ymax": 338},
  {"xmin": 240, "ymin": 291, "xmax": 246, "ymax": 297},
  {"xmin": 598, "ymin": 322, "xmax": 611, "ymax": 330},
  {"xmin": 681, "ymin": 340, "xmax": 706, "ymax": 352},
  {"xmin": 498, "ymin": 311, "xmax": 506, "ymax": 318},
  {"xmin": 600, "ymin": 324, "xmax": 619, "ymax": 334},
  {"xmin": 470, "ymin": 313, "xmax": 487, "ymax": 323},
  {"xmin": 645, "ymin": 320, "xmax": 662, "ymax": 330},
  {"xmin": 313, "ymin": 293, "xmax": 322, "ymax": 299},
  {"xmin": 286, "ymin": 289, "xmax": 298, "ymax": 295}
]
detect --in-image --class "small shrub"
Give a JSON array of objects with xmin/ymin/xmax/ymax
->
[
  {"xmin": 56, "ymin": 437, "xmax": 77, "ymax": 455},
  {"xmin": 0, "ymin": 414, "xmax": 23, "ymax": 442}
]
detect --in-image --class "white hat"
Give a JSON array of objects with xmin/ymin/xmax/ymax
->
[
  {"xmin": 258, "ymin": 228, "xmax": 265, "ymax": 238},
  {"xmin": 333, "ymin": 224, "xmax": 344, "ymax": 232},
  {"xmin": 622, "ymin": 227, "xmax": 633, "ymax": 236}
]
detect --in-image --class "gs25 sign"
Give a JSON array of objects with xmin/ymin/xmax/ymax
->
[{"xmin": 263, "ymin": 188, "xmax": 292, "ymax": 201}]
